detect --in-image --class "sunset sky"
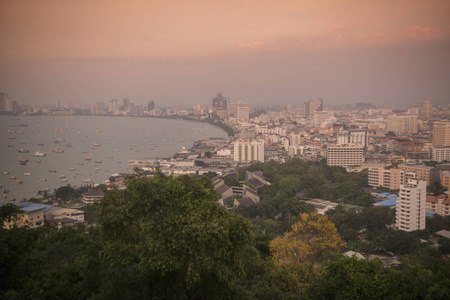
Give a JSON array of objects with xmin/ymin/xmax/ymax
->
[{"xmin": 1, "ymin": 0, "xmax": 449, "ymax": 107}]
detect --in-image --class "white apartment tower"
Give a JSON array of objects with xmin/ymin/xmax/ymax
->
[
  {"xmin": 337, "ymin": 130, "xmax": 369, "ymax": 148},
  {"xmin": 396, "ymin": 179, "xmax": 426, "ymax": 232},
  {"xmin": 233, "ymin": 139, "xmax": 264, "ymax": 163}
]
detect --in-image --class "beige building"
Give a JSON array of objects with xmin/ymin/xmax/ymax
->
[
  {"xmin": 368, "ymin": 167, "xmax": 416, "ymax": 190},
  {"xmin": 420, "ymin": 100, "xmax": 432, "ymax": 119},
  {"xmin": 441, "ymin": 172, "xmax": 450, "ymax": 190},
  {"xmin": 396, "ymin": 179, "xmax": 427, "ymax": 232},
  {"xmin": 433, "ymin": 121, "xmax": 450, "ymax": 146},
  {"xmin": 386, "ymin": 115, "xmax": 418, "ymax": 135},
  {"xmin": 326, "ymin": 144, "xmax": 364, "ymax": 168},
  {"xmin": 426, "ymin": 194, "xmax": 450, "ymax": 217},
  {"xmin": 398, "ymin": 164, "xmax": 438, "ymax": 186},
  {"xmin": 3, "ymin": 205, "xmax": 45, "ymax": 230}
]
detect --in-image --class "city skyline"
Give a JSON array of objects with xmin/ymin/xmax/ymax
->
[{"xmin": 1, "ymin": 0, "xmax": 449, "ymax": 107}]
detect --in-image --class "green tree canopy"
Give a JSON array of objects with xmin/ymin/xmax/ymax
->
[{"xmin": 96, "ymin": 173, "xmax": 257, "ymax": 299}]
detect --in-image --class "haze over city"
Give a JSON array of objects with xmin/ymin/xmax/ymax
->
[{"xmin": 1, "ymin": 0, "xmax": 450, "ymax": 107}]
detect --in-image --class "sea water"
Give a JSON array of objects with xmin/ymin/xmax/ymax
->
[{"xmin": 0, "ymin": 115, "xmax": 226, "ymax": 201}]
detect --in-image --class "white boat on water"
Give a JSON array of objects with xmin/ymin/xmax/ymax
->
[
  {"xmin": 24, "ymin": 172, "xmax": 32, "ymax": 176},
  {"xmin": 83, "ymin": 179, "xmax": 92, "ymax": 183},
  {"xmin": 34, "ymin": 151, "xmax": 47, "ymax": 157}
]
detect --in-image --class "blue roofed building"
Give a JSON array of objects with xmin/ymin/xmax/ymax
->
[{"xmin": 374, "ymin": 198, "xmax": 397, "ymax": 207}]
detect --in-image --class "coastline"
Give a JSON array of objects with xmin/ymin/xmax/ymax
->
[{"xmin": 1, "ymin": 115, "xmax": 228, "ymax": 201}]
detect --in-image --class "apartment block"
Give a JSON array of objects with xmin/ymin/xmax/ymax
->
[
  {"xmin": 433, "ymin": 121, "xmax": 450, "ymax": 146},
  {"xmin": 326, "ymin": 144, "xmax": 364, "ymax": 167},
  {"xmin": 386, "ymin": 115, "xmax": 418, "ymax": 135},
  {"xmin": 432, "ymin": 146, "xmax": 450, "ymax": 162},
  {"xmin": 396, "ymin": 179, "xmax": 426, "ymax": 232},
  {"xmin": 441, "ymin": 172, "xmax": 450, "ymax": 190},
  {"xmin": 233, "ymin": 139, "xmax": 264, "ymax": 163},
  {"xmin": 368, "ymin": 167, "xmax": 416, "ymax": 190},
  {"xmin": 426, "ymin": 194, "xmax": 450, "ymax": 217},
  {"xmin": 398, "ymin": 164, "xmax": 438, "ymax": 186},
  {"xmin": 337, "ymin": 129, "xmax": 369, "ymax": 148}
]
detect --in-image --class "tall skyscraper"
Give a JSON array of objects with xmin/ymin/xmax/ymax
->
[
  {"xmin": 420, "ymin": 100, "xmax": 432, "ymax": 119},
  {"xmin": 396, "ymin": 179, "xmax": 426, "ymax": 232},
  {"xmin": 212, "ymin": 93, "xmax": 228, "ymax": 110},
  {"xmin": 212, "ymin": 93, "xmax": 229, "ymax": 119},
  {"xmin": 147, "ymin": 100, "xmax": 155, "ymax": 111},
  {"xmin": 304, "ymin": 98, "xmax": 323, "ymax": 117},
  {"xmin": 123, "ymin": 98, "xmax": 130, "ymax": 110}
]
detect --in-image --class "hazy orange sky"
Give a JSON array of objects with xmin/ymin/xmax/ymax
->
[{"xmin": 1, "ymin": 0, "xmax": 449, "ymax": 107}]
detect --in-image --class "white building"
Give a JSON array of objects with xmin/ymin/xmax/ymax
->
[
  {"xmin": 432, "ymin": 145, "xmax": 450, "ymax": 162},
  {"xmin": 233, "ymin": 139, "xmax": 264, "ymax": 163},
  {"xmin": 337, "ymin": 130, "xmax": 369, "ymax": 148},
  {"xmin": 326, "ymin": 144, "xmax": 364, "ymax": 167},
  {"xmin": 396, "ymin": 179, "xmax": 426, "ymax": 232}
]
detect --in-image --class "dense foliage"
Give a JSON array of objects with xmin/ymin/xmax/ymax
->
[{"xmin": 1, "ymin": 160, "xmax": 450, "ymax": 299}]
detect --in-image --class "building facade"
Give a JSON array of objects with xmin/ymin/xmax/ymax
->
[
  {"xmin": 326, "ymin": 144, "xmax": 364, "ymax": 167},
  {"xmin": 368, "ymin": 167, "xmax": 416, "ymax": 190},
  {"xmin": 433, "ymin": 121, "xmax": 450, "ymax": 146},
  {"xmin": 398, "ymin": 164, "xmax": 438, "ymax": 186},
  {"xmin": 233, "ymin": 139, "xmax": 264, "ymax": 163},
  {"xmin": 432, "ymin": 146, "xmax": 450, "ymax": 162},
  {"xmin": 337, "ymin": 129, "xmax": 369, "ymax": 148},
  {"xmin": 396, "ymin": 179, "xmax": 427, "ymax": 232},
  {"xmin": 386, "ymin": 115, "xmax": 418, "ymax": 135}
]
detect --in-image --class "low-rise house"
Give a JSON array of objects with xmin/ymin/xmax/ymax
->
[
  {"xmin": 426, "ymin": 194, "xmax": 450, "ymax": 216},
  {"xmin": 304, "ymin": 199, "xmax": 339, "ymax": 215},
  {"xmin": 2, "ymin": 202, "xmax": 51, "ymax": 229},
  {"xmin": 82, "ymin": 190, "xmax": 104, "ymax": 204},
  {"xmin": 51, "ymin": 208, "xmax": 85, "ymax": 223}
]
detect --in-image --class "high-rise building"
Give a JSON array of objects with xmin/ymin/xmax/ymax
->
[
  {"xmin": 326, "ymin": 144, "xmax": 364, "ymax": 167},
  {"xmin": 396, "ymin": 179, "xmax": 426, "ymax": 232},
  {"xmin": 123, "ymin": 98, "xmax": 130, "ymax": 110},
  {"xmin": 0, "ymin": 93, "xmax": 14, "ymax": 112},
  {"xmin": 237, "ymin": 106, "xmax": 250, "ymax": 121},
  {"xmin": 228, "ymin": 101, "xmax": 254, "ymax": 116},
  {"xmin": 233, "ymin": 139, "xmax": 264, "ymax": 163},
  {"xmin": 212, "ymin": 93, "xmax": 228, "ymax": 119},
  {"xmin": 96, "ymin": 101, "xmax": 106, "ymax": 114},
  {"xmin": 212, "ymin": 93, "xmax": 228, "ymax": 110},
  {"xmin": 420, "ymin": 100, "xmax": 432, "ymax": 119},
  {"xmin": 433, "ymin": 121, "xmax": 450, "ymax": 146},
  {"xmin": 386, "ymin": 115, "xmax": 418, "ymax": 135},
  {"xmin": 304, "ymin": 98, "xmax": 323, "ymax": 117},
  {"xmin": 108, "ymin": 99, "xmax": 118, "ymax": 113},
  {"xmin": 337, "ymin": 130, "xmax": 369, "ymax": 148},
  {"xmin": 147, "ymin": 101, "xmax": 155, "ymax": 111}
]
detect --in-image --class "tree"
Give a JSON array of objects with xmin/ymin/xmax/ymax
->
[
  {"xmin": 269, "ymin": 212, "xmax": 346, "ymax": 294},
  {"xmin": 304, "ymin": 256, "xmax": 389, "ymax": 299},
  {"xmin": 96, "ymin": 173, "xmax": 257, "ymax": 299}
]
